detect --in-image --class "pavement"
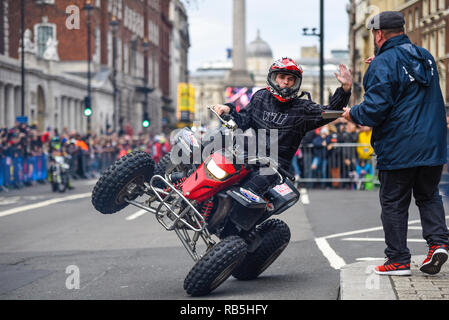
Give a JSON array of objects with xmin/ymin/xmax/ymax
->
[{"xmin": 340, "ymin": 253, "xmax": 449, "ymax": 300}]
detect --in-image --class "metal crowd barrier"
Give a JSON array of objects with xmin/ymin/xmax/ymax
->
[
  {"xmin": 0, "ymin": 151, "xmax": 119, "ymax": 189},
  {"xmin": 0, "ymin": 154, "xmax": 48, "ymax": 187},
  {"xmin": 298, "ymin": 143, "xmax": 378, "ymax": 189}
]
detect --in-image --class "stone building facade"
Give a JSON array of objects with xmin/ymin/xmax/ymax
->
[
  {"xmin": 347, "ymin": 0, "xmax": 448, "ymax": 107},
  {"xmin": 0, "ymin": 0, "xmax": 186, "ymax": 135}
]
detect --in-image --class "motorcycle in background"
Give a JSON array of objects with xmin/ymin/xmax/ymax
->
[{"xmin": 49, "ymin": 155, "xmax": 71, "ymax": 193}]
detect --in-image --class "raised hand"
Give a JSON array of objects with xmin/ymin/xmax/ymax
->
[{"xmin": 334, "ymin": 64, "xmax": 353, "ymax": 92}]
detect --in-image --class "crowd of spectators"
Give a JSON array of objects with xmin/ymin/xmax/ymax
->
[
  {"xmin": 1, "ymin": 117, "xmax": 379, "ymax": 192},
  {"xmin": 293, "ymin": 117, "xmax": 376, "ymax": 190},
  {"xmin": 0, "ymin": 122, "xmax": 170, "ymax": 190}
]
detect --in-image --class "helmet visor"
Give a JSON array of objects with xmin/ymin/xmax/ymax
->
[{"xmin": 269, "ymin": 71, "xmax": 302, "ymax": 94}]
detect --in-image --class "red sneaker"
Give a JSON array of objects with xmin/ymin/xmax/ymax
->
[
  {"xmin": 374, "ymin": 259, "xmax": 411, "ymax": 276},
  {"xmin": 420, "ymin": 244, "xmax": 448, "ymax": 275}
]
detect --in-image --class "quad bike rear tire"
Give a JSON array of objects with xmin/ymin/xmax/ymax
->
[
  {"xmin": 184, "ymin": 235, "xmax": 247, "ymax": 296},
  {"xmin": 153, "ymin": 152, "xmax": 172, "ymax": 188},
  {"xmin": 232, "ymin": 219, "xmax": 291, "ymax": 280},
  {"xmin": 91, "ymin": 151, "xmax": 155, "ymax": 214}
]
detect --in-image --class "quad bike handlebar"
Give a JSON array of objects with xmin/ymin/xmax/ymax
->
[
  {"xmin": 207, "ymin": 106, "xmax": 295, "ymax": 183},
  {"xmin": 207, "ymin": 106, "xmax": 238, "ymax": 130}
]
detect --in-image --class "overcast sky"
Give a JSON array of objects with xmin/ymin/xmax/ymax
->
[{"xmin": 185, "ymin": 0, "xmax": 350, "ymax": 72}]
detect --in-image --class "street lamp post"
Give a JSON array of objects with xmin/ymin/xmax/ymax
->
[
  {"xmin": 142, "ymin": 38, "xmax": 150, "ymax": 129},
  {"xmin": 109, "ymin": 16, "xmax": 119, "ymax": 133},
  {"xmin": 302, "ymin": 0, "xmax": 324, "ymax": 105},
  {"xmin": 84, "ymin": 0, "xmax": 94, "ymax": 133},
  {"xmin": 20, "ymin": 0, "xmax": 25, "ymax": 117}
]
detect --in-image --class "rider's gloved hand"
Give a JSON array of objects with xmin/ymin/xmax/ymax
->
[{"xmin": 213, "ymin": 104, "xmax": 230, "ymax": 116}]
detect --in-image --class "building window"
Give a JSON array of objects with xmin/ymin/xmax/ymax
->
[
  {"xmin": 408, "ymin": 11, "xmax": 413, "ymax": 31},
  {"xmin": 423, "ymin": 0, "xmax": 428, "ymax": 17},
  {"xmin": 438, "ymin": 28, "xmax": 445, "ymax": 58},
  {"xmin": 35, "ymin": 24, "xmax": 56, "ymax": 57},
  {"xmin": 129, "ymin": 40, "xmax": 137, "ymax": 76},
  {"xmin": 430, "ymin": 0, "xmax": 436, "ymax": 14},
  {"xmin": 117, "ymin": 38, "xmax": 122, "ymax": 72},
  {"xmin": 430, "ymin": 31, "xmax": 436, "ymax": 56},
  {"xmin": 415, "ymin": 8, "xmax": 419, "ymax": 29},
  {"xmin": 107, "ymin": 31, "xmax": 112, "ymax": 68},
  {"xmin": 148, "ymin": 56, "xmax": 153, "ymax": 88}
]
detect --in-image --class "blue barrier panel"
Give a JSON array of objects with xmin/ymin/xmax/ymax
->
[
  {"xmin": 0, "ymin": 155, "xmax": 49, "ymax": 186},
  {"xmin": 4, "ymin": 156, "xmax": 13, "ymax": 186},
  {"xmin": 14, "ymin": 156, "xmax": 22, "ymax": 184},
  {"xmin": 37, "ymin": 154, "xmax": 47, "ymax": 180},
  {"xmin": 0, "ymin": 157, "xmax": 4, "ymax": 187},
  {"xmin": 31, "ymin": 156, "xmax": 38, "ymax": 181},
  {"xmin": 22, "ymin": 157, "xmax": 29, "ymax": 184}
]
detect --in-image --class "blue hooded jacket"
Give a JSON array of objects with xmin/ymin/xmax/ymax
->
[{"xmin": 349, "ymin": 34, "xmax": 447, "ymax": 170}]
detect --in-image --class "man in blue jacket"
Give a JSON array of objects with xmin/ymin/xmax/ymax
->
[{"xmin": 343, "ymin": 11, "xmax": 449, "ymax": 275}]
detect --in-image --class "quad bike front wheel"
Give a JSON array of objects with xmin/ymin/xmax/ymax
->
[
  {"xmin": 184, "ymin": 235, "xmax": 248, "ymax": 296},
  {"xmin": 91, "ymin": 151, "xmax": 155, "ymax": 214},
  {"xmin": 232, "ymin": 219, "xmax": 291, "ymax": 280}
]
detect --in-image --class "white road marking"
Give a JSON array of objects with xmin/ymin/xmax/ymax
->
[
  {"xmin": 324, "ymin": 226, "xmax": 384, "ymax": 240},
  {"xmin": 0, "ymin": 196, "xmax": 20, "ymax": 205},
  {"xmin": 315, "ymin": 237, "xmax": 346, "ymax": 270},
  {"xmin": 314, "ymin": 215, "xmax": 449, "ymax": 270},
  {"xmin": 342, "ymin": 237, "xmax": 426, "ymax": 243},
  {"xmin": 0, "ymin": 192, "xmax": 92, "ymax": 218},
  {"xmin": 126, "ymin": 210, "xmax": 147, "ymax": 221},
  {"xmin": 356, "ymin": 257, "xmax": 384, "ymax": 261},
  {"xmin": 299, "ymin": 188, "xmax": 310, "ymax": 205}
]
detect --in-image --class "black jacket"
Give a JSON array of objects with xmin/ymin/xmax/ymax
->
[{"xmin": 226, "ymin": 87, "xmax": 351, "ymax": 169}]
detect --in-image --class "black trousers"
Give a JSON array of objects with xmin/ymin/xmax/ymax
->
[{"xmin": 379, "ymin": 165, "xmax": 449, "ymax": 264}]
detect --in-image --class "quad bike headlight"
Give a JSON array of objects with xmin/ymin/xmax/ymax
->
[{"xmin": 206, "ymin": 159, "xmax": 229, "ymax": 180}]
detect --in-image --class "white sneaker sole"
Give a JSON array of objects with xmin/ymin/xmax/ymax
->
[
  {"xmin": 373, "ymin": 267, "xmax": 411, "ymax": 276},
  {"xmin": 420, "ymin": 249, "xmax": 448, "ymax": 275}
]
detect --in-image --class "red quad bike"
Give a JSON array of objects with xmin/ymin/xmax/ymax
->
[{"xmin": 91, "ymin": 107, "xmax": 300, "ymax": 296}]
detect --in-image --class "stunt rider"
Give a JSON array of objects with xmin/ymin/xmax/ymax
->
[{"xmin": 213, "ymin": 57, "xmax": 352, "ymax": 196}]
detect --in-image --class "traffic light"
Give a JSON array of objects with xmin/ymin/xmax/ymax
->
[
  {"xmin": 142, "ymin": 112, "xmax": 150, "ymax": 128},
  {"xmin": 83, "ymin": 96, "xmax": 92, "ymax": 117}
]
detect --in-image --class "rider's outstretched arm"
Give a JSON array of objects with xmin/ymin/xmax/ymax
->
[{"xmin": 302, "ymin": 87, "xmax": 351, "ymax": 132}]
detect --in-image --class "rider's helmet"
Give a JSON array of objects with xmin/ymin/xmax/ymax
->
[{"xmin": 266, "ymin": 57, "xmax": 303, "ymax": 102}]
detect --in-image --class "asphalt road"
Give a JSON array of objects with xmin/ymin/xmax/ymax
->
[
  {"xmin": 0, "ymin": 179, "xmax": 337, "ymax": 300},
  {"xmin": 0, "ymin": 179, "xmax": 447, "ymax": 301}
]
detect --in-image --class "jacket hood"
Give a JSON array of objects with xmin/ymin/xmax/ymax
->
[{"xmin": 379, "ymin": 35, "xmax": 434, "ymax": 87}]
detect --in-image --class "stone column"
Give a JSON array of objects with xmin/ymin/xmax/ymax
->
[
  {"xmin": 226, "ymin": 0, "xmax": 254, "ymax": 87},
  {"xmin": 69, "ymin": 98, "xmax": 75, "ymax": 132},
  {"xmin": 60, "ymin": 96, "xmax": 66, "ymax": 132},
  {"xmin": 6, "ymin": 85, "xmax": 15, "ymax": 127},
  {"xmin": 75, "ymin": 100, "xmax": 80, "ymax": 132},
  {"xmin": 233, "ymin": 0, "xmax": 246, "ymax": 71}
]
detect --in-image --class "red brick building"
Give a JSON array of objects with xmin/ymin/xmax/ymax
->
[{"xmin": 1, "ymin": 0, "xmax": 173, "ymax": 133}]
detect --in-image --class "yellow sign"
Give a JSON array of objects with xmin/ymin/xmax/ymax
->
[{"xmin": 177, "ymin": 83, "xmax": 195, "ymax": 123}]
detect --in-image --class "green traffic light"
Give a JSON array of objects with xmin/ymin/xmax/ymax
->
[
  {"xmin": 84, "ymin": 108, "xmax": 93, "ymax": 117},
  {"xmin": 142, "ymin": 120, "xmax": 150, "ymax": 128}
]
